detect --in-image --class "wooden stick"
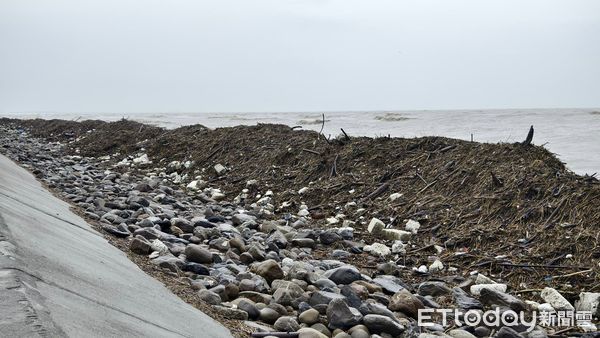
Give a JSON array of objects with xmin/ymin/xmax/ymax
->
[
  {"xmin": 549, "ymin": 326, "xmax": 576, "ymax": 337},
  {"xmin": 551, "ymin": 269, "xmax": 594, "ymax": 279},
  {"xmin": 490, "ymin": 171, "xmax": 503, "ymax": 187},
  {"xmin": 514, "ymin": 288, "xmax": 542, "ymax": 293},
  {"xmin": 364, "ymin": 182, "xmax": 389, "ymax": 200},
  {"xmin": 317, "ymin": 113, "xmax": 327, "ymax": 143},
  {"xmin": 522, "ymin": 125, "xmax": 534, "ymax": 146},
  {"xmin": 407, "ymin": 244, "xmax": 434, "ymax": 254},
  {"xmin": 416, "ymin": 173, "xmax": 428, "ymax": 184},
  {"xmin": 544, "ymin": 198, "xmax": 567, "ymax": 228},
  {"xmin": 329, "ymin": 154, "xmax": 339, "ymax": 178},
  {"xmin": 341, "ymin": 128, "xmax": 350, "ymax": 141},
  {"xmin": 438, "ymin": 145, "xmax": 456, "ymax": 152},
  {"xmin": 499, "ymin": 263, "xmax": 590, "ymax": 269},
  {"xmin": 301, "ymin": 148, "xmax": 321, "ymax": 155},
  {"xmin": 418, "ymin": 180, "xmax": 438, "ymax": 193},
  {"xmin": 319, "ymin": 113, "xmax": 325, "ymax": 135},
  {"xmin": 206, "ymin": 146, "xmax": 223, "ymax": 160}
]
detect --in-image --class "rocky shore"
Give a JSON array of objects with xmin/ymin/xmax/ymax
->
[{"xmin": 0, "ymin": 120, "xmax": 598, "ymax": 338}]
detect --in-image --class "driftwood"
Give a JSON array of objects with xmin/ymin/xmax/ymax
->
[
  {"xmin": 490, "ymin": 171, "xmax": 503, "ymax": 187},
  {"xmin": 205, "ymin": 146, "xmax": 223, "ymax": 161},
  {"xmin": 301, "ymin": 148, "xmax": 321, "ymax": 155},
  {"xmin": 499, "ymin": 262, "xmax": 590, "ymax": 269},
  {"xmin": 551, "ymin": 269, "xmax": 594, "ymax": 279},
  {"xmin": 363, "ymin": 182, "xmax": 389, "ymax": 201},
  {"xmin": 548, "ymin": 327, "xmax": 578, "ymax": 337},
  {"xmin": 318, "ymin": 113, "xmax": 325, "ymax": 134},
  {"xmin": 317, "ymin": 113, "xmax": 329, "ymax": 144},
  {"xmin": 329, "ymin": 154, "xmax": 339, "ymax": 178},
  {"xmin": 522, "ymin": 125, "xmax": 534, "ymax": 146},
  {"xmin": 341, "ymin": 128, "xmax": 350, "ymax": 141},
  {"xmin": 418, "ymin": 180, "xmax": 438, "ymax": 193},
  {"xmin": 543, "ymin": 198, "xmax": 567, "ymax": 228},
  {"xmin": 437, "ymin": 145, "xmax": 456, "ymax": 153}
]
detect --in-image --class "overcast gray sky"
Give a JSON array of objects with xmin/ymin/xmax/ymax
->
[{"xmin": 1, "ymin": 0, "xmax": 599, "ymax": 113}]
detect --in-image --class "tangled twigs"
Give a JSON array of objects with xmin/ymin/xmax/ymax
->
[
  {"xmin": 490, "ymin": 171, "xmax": 503, "ymax": 187},
  {"xmin": 544, "ymin": 198, "xmax": 567, "ymax": 228},
  {"xmin": 205, "ymin": 146, "xmax": 224, "ymax": 161},
  {"xmin": 330, "ymin": 154, "xmax": 339, "ymax": 178}
]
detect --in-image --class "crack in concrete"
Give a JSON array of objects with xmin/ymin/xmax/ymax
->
[
  {"xmin": 0, "ymin": 266, "xmax": 190, "ymax": 338},
  {"xmin": 0, "ymin": 212, "xmax": 62, "ymax": 337}
]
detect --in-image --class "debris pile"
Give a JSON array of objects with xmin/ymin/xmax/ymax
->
[{"xmin": 1, "ymin": 118, "xmax": 598, "ymax": 337}]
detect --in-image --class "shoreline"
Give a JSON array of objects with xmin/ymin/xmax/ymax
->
[
  {"xmin": 1, "ymin": 118, "xmax": 598, "ymax": 337},
  {"xmin": 3, "ymin": 108, "xmax": 600, "ymax": 176}
]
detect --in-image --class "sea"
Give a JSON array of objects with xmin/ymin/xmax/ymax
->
[{"xmin": 3, "ymin": 108, "xmax": 599, "ymax": 176}]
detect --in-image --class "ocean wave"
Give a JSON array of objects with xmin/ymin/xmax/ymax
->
[
  {"xmin": 297, "ymin": 118, "xmax": 331, "ymax": 125},
  {"xmin": 207, "ymin": 114, "xmax": 263, "ymax": 121},
  {"xmin": 374, "ymin": 112, "xmax": 411, "ymax": 122}
]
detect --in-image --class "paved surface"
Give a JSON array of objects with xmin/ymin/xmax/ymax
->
[{"xmin": 0, "ymin": 154, "xmax": 232, "ymax": 338}]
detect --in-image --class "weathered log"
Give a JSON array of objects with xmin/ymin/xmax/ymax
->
[
  {"xmin": 364, "ymin": 182, "xmax": 389, "ymax": 200},
  {"xmin": 522, "ymin": 125, "xmax": 534, "ymax": 146}
]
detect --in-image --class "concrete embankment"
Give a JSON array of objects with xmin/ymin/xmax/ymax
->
[{"xmin": 0, "ymin": 154, "xmax": 232, "ymax": 337}]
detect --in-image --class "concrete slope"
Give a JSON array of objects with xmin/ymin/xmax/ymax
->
[{"xmin": 0, "ymin": 154, "xmax": 232, "ymax": 338}]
